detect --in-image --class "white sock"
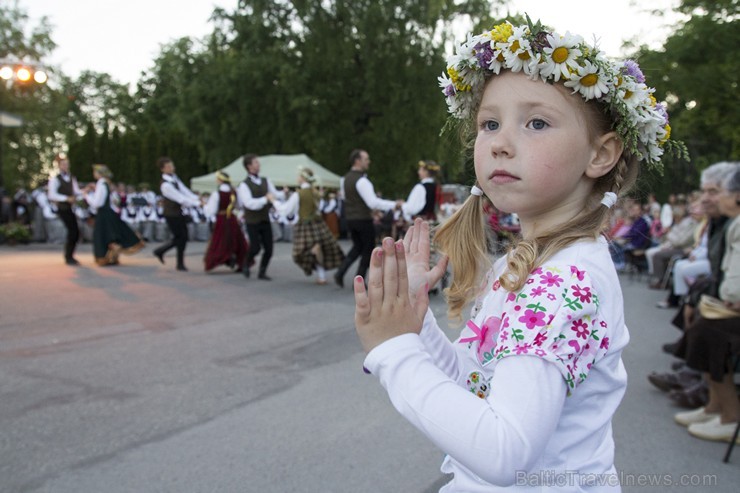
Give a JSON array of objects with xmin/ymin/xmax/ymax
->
[{"xmin": 316, "ymin": 265, "xmax": 326, "ymax": 281}]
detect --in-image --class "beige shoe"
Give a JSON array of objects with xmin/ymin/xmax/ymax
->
[
  {"xmin": 674, "ymin": 407, "xmax": 719, "ymax": 427},
  {"xmin": 688, "ymin": 416, "xmax": 740, "ymax": 443}
]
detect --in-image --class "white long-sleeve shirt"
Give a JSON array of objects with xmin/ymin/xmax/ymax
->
[
  {"xmin": 339, "ymin": 174, "xmax": 397, "ymax": 212},
  {"xmin": 236, "ymin": 175, "xmax": 285, "ymax": 211},
  {"xmin": 365, "ymin": 238, "xmax": 628, "ymax": 492},
  {"xmin": 402, "ymin": 178, "xmax": 435, "ymax": 218},
  {"xmin": 160, "ymin": 174, "xmax": 200, "ymax": 208},
  {"xmin": 203, "ymin": 184, "xmax": 239, "ymax": 218},
  {"xmin": 272, "ymin": 182, "xmax": 312, "ymax": 218},
  {"xmin": 47, "ymin": 173, "xmax": 81, "ymax": 203},
  {"xmin": 85, "ymin": 178, "xmax": 110, "ymax": 209}
]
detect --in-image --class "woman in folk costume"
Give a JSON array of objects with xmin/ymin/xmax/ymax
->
[
  {"xmin": 321, "ymin": 191, "xmax": 341, "ymax": 239},
  {"xmin": 203, "ymin": 171, "xmax": 249, "ymax": 272},
  {"xmin": 275, "ymin": 167, "xmax": 345, "ymax": 284},
  {"xmin": 401, "ymin": 160, "xmax": 442, "ymax": 222},
  {"xmin": 85, "ymin": 164, "xmax": 145, "ymax": 266}
]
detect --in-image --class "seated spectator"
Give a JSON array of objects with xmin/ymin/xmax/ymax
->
[
  {"xmin": 647, "ymin": 162, "xmax": 738, "ymax": 407},
  {"xmin": 672, "ymin": 165, "xmax": 740, "ymax": 442},
  {"xmin": 645, "ymin": 201, "xmax": 702, "ymax": 289},
  {"xmin": 610, "ymin": 201, "xmax": 651, "ymax": 271},
  {"xmin": 649, "ymin": 205, "xmax": 665, "ymax": 246}
]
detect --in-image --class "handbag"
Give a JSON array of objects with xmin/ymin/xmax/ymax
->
[{"xmin": 698, "ymin": 295, "xmax": 740, "ymax": 320}]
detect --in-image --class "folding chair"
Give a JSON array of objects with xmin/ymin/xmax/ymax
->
[
  {"xmin": 722, "ymin": 354, "xmax": 740, "ymax": 463},
  {"xmin": 659, "ymin": 253, "xmax": 684, "ymax": 290}
]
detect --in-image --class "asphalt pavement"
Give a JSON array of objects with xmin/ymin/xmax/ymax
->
[{"xmin": 0, "ymin": 239, "xmax": 737, "ymax": 492}]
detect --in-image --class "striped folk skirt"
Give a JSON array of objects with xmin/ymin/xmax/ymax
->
[{"xmin": 291, "ymin": 219, "xmax": 345, "ymax": 276}]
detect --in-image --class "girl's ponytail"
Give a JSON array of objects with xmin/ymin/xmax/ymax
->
[{"xmin": 434, "ymin": 192, "xmax": 490, "ymax": 321}]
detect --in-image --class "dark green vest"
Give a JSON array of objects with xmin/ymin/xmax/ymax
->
[
  {"xmin": 243, "ymin": 177, "xmax": 271, "ymax": 224},
  {"xmin": 161, "ymin": 178, "xmax": 183, "ymax": 217},
  {"xmin": 343, "ymin": 170, "xmax": 371, "ymax": 221}
]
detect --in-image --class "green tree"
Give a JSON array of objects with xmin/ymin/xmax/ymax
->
[
  {"xmin": 131, "ymin": 0, "xmax": 495, "ymax": 195},
  {"xmin": 0, "ymin": 1, "xmax": 63, "ymax": 190},
  {"xmin": 633, "ymin": 0, "xmax": 739, "ymax": 197}
]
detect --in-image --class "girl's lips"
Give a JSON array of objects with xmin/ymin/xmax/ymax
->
[{"xmin": 490, "ymin": 171, "xmax": 519, "ymax": 184}]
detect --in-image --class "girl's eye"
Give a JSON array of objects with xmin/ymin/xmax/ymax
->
[
  {"xmin": 528, "ymin": 119, "xmax": 548, "ymax": 130},
  {"xmin": 482, "ymin": 120, "xmax": 499, "ymax": 131}
]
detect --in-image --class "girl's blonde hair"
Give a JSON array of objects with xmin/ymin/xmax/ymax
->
[{"xmin": 435, "ymin": 89, "xmax": 639, "ymax": 322}]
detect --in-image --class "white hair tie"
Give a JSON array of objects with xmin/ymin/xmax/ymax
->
[
  {"xmin": 601, "ymin": 192, "xmax": 618, "ymax": 208},
  {"xmin": 470, "ymin": 185, "xmax": 484, "ymax": 197}
]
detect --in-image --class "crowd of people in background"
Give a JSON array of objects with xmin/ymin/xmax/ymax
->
[
  {"xmin": 0, "ymin": 150, "xmax": 455, "ymax": 279},
  {"xmin": 625, "ymin": 161, "xmax": 740, "ymax": 447}
]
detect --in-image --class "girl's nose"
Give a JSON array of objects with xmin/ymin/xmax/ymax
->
[{"xmin": 489, "ymin": 128, "xmax": 514, "ymax": 158}]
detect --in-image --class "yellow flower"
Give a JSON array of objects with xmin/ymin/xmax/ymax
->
[
  {"xmin": 490, "ymin": 23, "xmax": 513, "ymax": 42},
  {"xmin": 649, "ymin": 94, "xmax": 657, "ymax": 107},
  {"xmin": 447, "ymin": 67, "xmax": 471, "ymax": 92},
  {"xmin": 661, "ymin": 124, "xmax": 671, "ymax": 145}
]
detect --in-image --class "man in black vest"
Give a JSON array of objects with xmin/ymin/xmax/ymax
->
[
  {"xmin": 152, "ymin": 157, "xmax": 201, "ymax": 271},
  {"xmin": 47, "ymin": 153, "xmax": 81, "ymax": 265},
  {"xmin": 237, "ymin": 154, "xmax": 283, "ymax": 280},
  {"xmin": 334, "ymin": 149, "xmax": 401, "ymax": 287}
]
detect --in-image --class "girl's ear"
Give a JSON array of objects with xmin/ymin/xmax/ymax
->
[{"xmin": 586, "ymin": 131, "xmax": 623, "ymax": 179}]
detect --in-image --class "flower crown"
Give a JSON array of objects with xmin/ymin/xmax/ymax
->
[{"xmin": 439, "ymin": 16, "xmax": 685, "ymax": 170}]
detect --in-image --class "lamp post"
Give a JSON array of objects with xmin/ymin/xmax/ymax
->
[{"xmin": 0, "ymin": 58, "xmax": 47, "ymax": 197}]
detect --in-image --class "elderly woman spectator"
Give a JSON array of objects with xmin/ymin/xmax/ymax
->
[{"xmin": 673, "ymin": 166, "xmax": 740, "ymax": 443}]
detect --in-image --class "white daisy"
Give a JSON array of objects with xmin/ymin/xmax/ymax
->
[
  {"xmin": 540, "ymin": 32, "xmax": 583, "ymax": 82},
  {"xmin": 563, "ymin": 60, "xmax": 610, "ymax": 100}
]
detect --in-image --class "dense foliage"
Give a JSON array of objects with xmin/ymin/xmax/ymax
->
[{"xmin": 1, "ymin": 0, "xmax": 737, "ymax": 201}]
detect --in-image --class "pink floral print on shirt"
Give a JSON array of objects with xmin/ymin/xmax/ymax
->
[{"xmin": 461, "ymin": 263, "xmax": 609, "ymax": 390}]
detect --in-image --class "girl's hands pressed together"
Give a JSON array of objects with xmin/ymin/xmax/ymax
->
[{"xmin": 354, "ymin": 236, "xmax": 430, "ymax": 354}]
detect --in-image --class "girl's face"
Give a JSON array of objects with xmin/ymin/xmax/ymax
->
[{"xmin": 474, "ymin": 71, "xmax": 612, "ymax": 238}]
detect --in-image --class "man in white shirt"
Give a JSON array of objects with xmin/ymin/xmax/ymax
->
[
  {"xmin": 333, "ymin": 149, "xmax": 401, "ymax": 287},
  {"xmin": 152, "ymin": 157, "xmax": 201, "ymax": 271},
  {"xmin": 47, "ymin": 153, "xmax": 81, "ymax": 265},
  {"xmin": 236, "ymin": 154, "xmax": 284, "ymax": 280}
]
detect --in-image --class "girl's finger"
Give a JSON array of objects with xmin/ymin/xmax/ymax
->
[
  {"xmin": 403, "ymin": 223, "xmax": 414, "ymax": 253},
  {"xmin": 408, "ymin": 218, "xmax": 422, "ymax": 254},
  {"xmin": 353, "ymin": 275, "xmax": 370, "ymax": 324},
  {"xmin": 381, "ymin": 237, "xmax": 398, "ymax": 301},
  {"xmin": 366, "ymin": 246, "xmax": 384, "ymax": 310},
  {"xmin": 395, "ymin": 240, "xmax": 410, "ymax": 303}
]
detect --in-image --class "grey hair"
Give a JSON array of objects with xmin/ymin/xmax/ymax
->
[
  {"xmin": 701, "ymin": 161, "xmax": 740, "ymax": 187},
  {"xmin": 722, "ymin": 166, "xmax": 740, "ymax": 193}
]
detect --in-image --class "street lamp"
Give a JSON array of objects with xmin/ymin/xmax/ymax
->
[{"xmin": 0, "ymin": 58, "xmax": 47, "ymax": 197}]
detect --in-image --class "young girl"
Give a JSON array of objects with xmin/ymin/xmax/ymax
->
[{"xmin": 354, "ymin": 18, "xmax": 682, "ymax": 491}]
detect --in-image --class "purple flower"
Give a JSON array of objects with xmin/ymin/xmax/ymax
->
[
  {"xmin": 473, "ymin": 41, "xmax": 495, "ymax": 69},
  {"xmin": 623, "ymin": 60, "xmax": 645, "ymax": 83},
  {"xmin": 655, "ymin": 102, "xmax": 669, "ymax": 126},
  {"xmin": 600, "ymin": 336, "xmax": 610, "ymax": 350},
  {"xmin": 444, "ymin": 84, "xmax": 456, "ymax": 97}
]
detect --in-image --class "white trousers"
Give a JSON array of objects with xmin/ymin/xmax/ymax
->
[{"xmin": 672, "ymin": 258, "xmax": 711, "ymax": 295}]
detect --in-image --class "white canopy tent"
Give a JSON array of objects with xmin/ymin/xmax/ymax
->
[{"xmin": 189, "ymin": 154, "xmax": 342, "ymax": 193}]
